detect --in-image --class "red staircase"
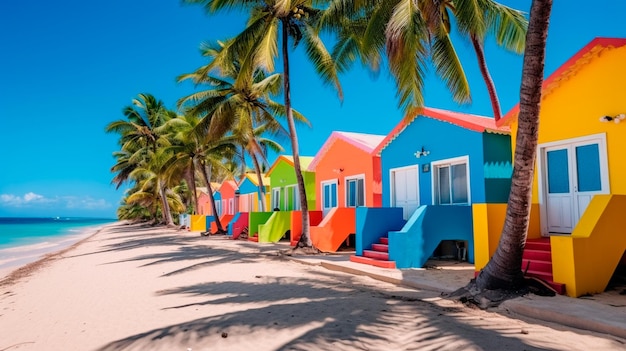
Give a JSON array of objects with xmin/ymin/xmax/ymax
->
[
  {"xmin": 523, "ymin": 238, "xmax": 565, "ymax": 294},
  {"xmin": 350, "ymin": 237, "xmax": 396, "ymax": 269}
]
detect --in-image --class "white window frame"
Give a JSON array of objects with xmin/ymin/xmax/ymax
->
[
  {"xmin": 344, "ymin": 174, "xmax": 366, "ymax": 208},
  {"xmin": 431, "ymin": 156, "xmax": 471, "ymax": 205}
]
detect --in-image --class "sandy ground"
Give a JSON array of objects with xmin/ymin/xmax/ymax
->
[{"xmin": 0, "ymin": 222, "xmax": 624, "ymax": 351}]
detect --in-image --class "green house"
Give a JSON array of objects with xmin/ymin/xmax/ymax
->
[{"xmin": 267, "ymin": 155, "xmax": 316, "ymax": 211}]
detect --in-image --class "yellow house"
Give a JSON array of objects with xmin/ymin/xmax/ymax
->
[{"xmin": 482, "ymin": 37, "xmax": 626, "ymax": 297}]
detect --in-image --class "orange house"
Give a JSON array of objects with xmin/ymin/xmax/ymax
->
[
  {"xmin": 209, "ymin": 179, "xmax": 238, "ymax": 233},
  {"xmin": 307, "ymin": 131, "xmax": 385, "ymax": 252}
]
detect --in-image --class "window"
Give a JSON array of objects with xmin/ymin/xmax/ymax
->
[
  {"xmin": 433, "ymin": 157, "xmax": 469, "ymax": 205},
  {"xmin": 346, "ymin": 176, "xmax": 365, "ymax": 207}
]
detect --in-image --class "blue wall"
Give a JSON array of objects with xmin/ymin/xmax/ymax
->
[
  {"xmin": 381, "ymin": 116, "xmax": 487, "ymax": 207},
  {"xmin": 355, "ymin": 207, "xmax": 406, "ymax": 255},
  {"xmin": 388, "ymin": 205, "xmax": 474, "ymax": 268}
]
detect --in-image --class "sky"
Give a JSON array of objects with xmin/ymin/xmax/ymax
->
[{"xmin": 1, "ymin": 0, "xmax": 625, "ymax": 219}]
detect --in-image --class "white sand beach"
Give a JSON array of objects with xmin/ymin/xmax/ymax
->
[{"xmin": 0, "ymin": 222, "xmax": 624, "ymax": 351}]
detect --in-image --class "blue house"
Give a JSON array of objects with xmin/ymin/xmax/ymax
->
[{"xmin": 351, "ymin": 107, "xmax": 512, "ymax": 268}]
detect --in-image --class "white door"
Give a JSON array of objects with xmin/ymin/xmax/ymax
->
[
  {"xmin": 542, "ymin": 135, "xmax": 609, "ymax": 234},
  {"xmin": 390, "ymin": 166, "xmax": 420, "ymax": 220},
  {"xmin": 322, "ymin": 180, "xmax": 338, "ymax": 217}
]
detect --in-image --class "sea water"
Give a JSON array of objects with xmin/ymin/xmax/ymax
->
[{"xmin": 0, "ymin": 217, "xmax": 117, "ymax": 277}]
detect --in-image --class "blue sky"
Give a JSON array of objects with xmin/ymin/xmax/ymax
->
[{"xmin": 1, "ymin": 1, "xmax": 625, "ymax": 219}]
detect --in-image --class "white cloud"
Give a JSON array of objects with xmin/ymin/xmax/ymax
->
[{"xmin": 0, "ymin": 192, "xmax": 112, "ymax": 210}]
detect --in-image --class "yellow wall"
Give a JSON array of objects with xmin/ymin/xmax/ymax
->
[
  {"xmin": 189, "ymin": 214, "xmax": 207, "ymax": 232},
  {"xmin": 473, "ymin": 203, "xmax": 541, "ymax": 271},
  {"xmin": 551, "ymin": 195, "xmax": 626, "ymax": 297},
  {"xmin": 508, "ymin": 45, "xmax": 626, "ymax": 202},
  {"xmin": 505, "ymin": 43, "xmax": 626, "ymax": 296}
]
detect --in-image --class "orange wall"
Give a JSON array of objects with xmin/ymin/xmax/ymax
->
[
  {"xmin": 313, "ymin": 138, "xmax": 382, "ymax": 210},
  {"xmin": 219, "ymin": 181, "xmax": 238, "ymax": 215}
]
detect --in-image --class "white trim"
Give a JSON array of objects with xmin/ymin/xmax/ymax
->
[
  {"xmin": 344, "ymin": 173, "xmax": 366, "ymax": 207},
  {"xmin": 430, "ymin": 155, "xmax": 471, "ymax": 205},
  {"xmin": 537, "ymin": 133, "xmax": 610, "ymax": 236}
]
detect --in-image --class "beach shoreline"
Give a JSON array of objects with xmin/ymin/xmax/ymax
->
[
  {"xmin": 0, "ymin": 222, "xmax": 624, "ymax": 351},
  {"xmin": 0, "ymin": 221, "xmax": 121, "ymax": 285}
]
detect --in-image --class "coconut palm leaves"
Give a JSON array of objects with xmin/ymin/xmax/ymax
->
[
  {"xmin": 184, "ymin": 0, "xmax": 343, "ymax": 249},
  {"xmin": 323, "ymin": 0, "xmax": 527, "ymax": 118}
]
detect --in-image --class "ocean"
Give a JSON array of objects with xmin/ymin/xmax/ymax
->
[{"xmin": 0, "ymin": 217, "xmax": 117, "ymax": 277}]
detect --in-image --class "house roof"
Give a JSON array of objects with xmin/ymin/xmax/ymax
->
[
  {"xmin": 197, "ymin": 182, "xmax": 221, "ymax": 195},
  {"xmin": 374, "ymin": 107, "xmax": 510, "ymax": 155},
  {"xmin": 498, "ymin": 37, "xmax": 626, "ymax": 127},
  {"xmin": 308, "ymin": 131, "xmax": 385, "ymax": 170},
  {"xmin": 266, "ymin": 155, "xmax": 315, "ymax": 176},
  {"xmin": 240, "ymin": 172, "xmax": 270, "ymax": 187},
  {"xmin": 218, "ymin": 179, "xmax": 238, "ymax": 192}
]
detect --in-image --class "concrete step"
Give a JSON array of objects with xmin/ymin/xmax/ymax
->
[
  {"xmin": 523, "ymin": 259, "xmax": 553, "ymax": 273},
  {"xmin": 371, "ymin": 243, "xmax": 389, "ymax": 252},
  {"xmin": 363, "ymin": 249, "xmax": 389, "ymax": 261},
  {"xmin": 523, "ymin": 249, "xmax": 552, "ymax": 262},
  {"xmin": 379, "ymin": 237, "xmax": 388, "ymax": 245},
  {"xmin": 525, "ymin": 238, "xmax": 551, "ymax": 251},
  {"xmin": 349, "ymin": 255, "xmax": 396, "ymax": 269}
]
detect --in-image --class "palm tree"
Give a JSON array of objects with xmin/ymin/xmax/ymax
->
[
  {"xmin": 474, "ymin": 0, "xmax": 553, "ymax": 292},
  {"xmin": 184, "ymin": 0, "xmax": 343, "ymax": 249},
  {"xmin": 323, "ymin": 0, "xmax": 526, "ymax": 119},
  {"xmin": 178, "ymin": 39, "xmax": 295, "ymax": 213},
  {"xmin": 106, "ymin": 93, "xmax": 176, "ymax": 224},
  {"xmin": 106, "ymin": 94, "xmax": 173, "ymax": 186},
  {"xmin": 126, "ymin": 146, "xmax": 182, "ymax": 226}
]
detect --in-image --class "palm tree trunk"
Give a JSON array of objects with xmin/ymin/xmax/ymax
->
[
  {"xmin": 200, "ymin": 162, "xmax": 225, "ymax": 233},
  {"xmin": 251, "ymin": 153, "xmax": 267, "ymax": 212},
  {"xmin": 158, "ymin": 181, "xmax": 175, "ymax": 226},
  {"xmin": 281, "ymin": 19, "xmax": 313, "ymax": 248},
  {"xmin": 476, "ymin": 0, "xmax": 552, "ymax": 290},
  {"xmin": 471, "ymin": 34, "xmax": 502, "ymax": 121},
  {"xmin": 190, "ymin": 160, "xmax": 199, "ymax": 215}
]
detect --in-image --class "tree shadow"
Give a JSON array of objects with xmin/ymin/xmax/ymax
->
[{"xmin": 96, "ymin": 268, "xmax": 560, "ymax": 351}]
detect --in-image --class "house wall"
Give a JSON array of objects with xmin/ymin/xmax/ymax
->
[
  {"xmin": 269, "ymin": 160, "xmax": 315, "ymax": 210},
  {"xmin": 314, "ymin": 138, "xmax": 382, "ymax": 210},
  {"xmin": 501, "ymin": 43, "xmax": 626, "ymax": 296},
  {"xmin": 508, "ymin": 45, "xmax": 626, "ymax": 206},
  {"xmin": 220, "ymin": 181, "xmax": 237, "ymax": 215},
  {"xmin": 197, "ymin": 193, "xmax": 211, "ymax": 215},
  {"xmin": 238, "ymin": 177, "xmax": 270, "ymax": 212},
  {"xmin": 381, "ymin": 117, "xmax": 487, "ymax": 207}
]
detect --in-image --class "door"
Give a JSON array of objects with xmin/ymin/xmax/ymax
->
[
  {"xmin": 390, "ymin": 166, "xmax": 420, "ymax": 220},
  {"xmin": 285, "ymin": 185, "xmax": 300, "ymax": 211},
  {"xmin": 542, "ymin": 135, "xmax": 608, "ymax": 234},
  {"xmin": 322, "ymin": 180, "xmax": 338, "ymax": 217}
]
